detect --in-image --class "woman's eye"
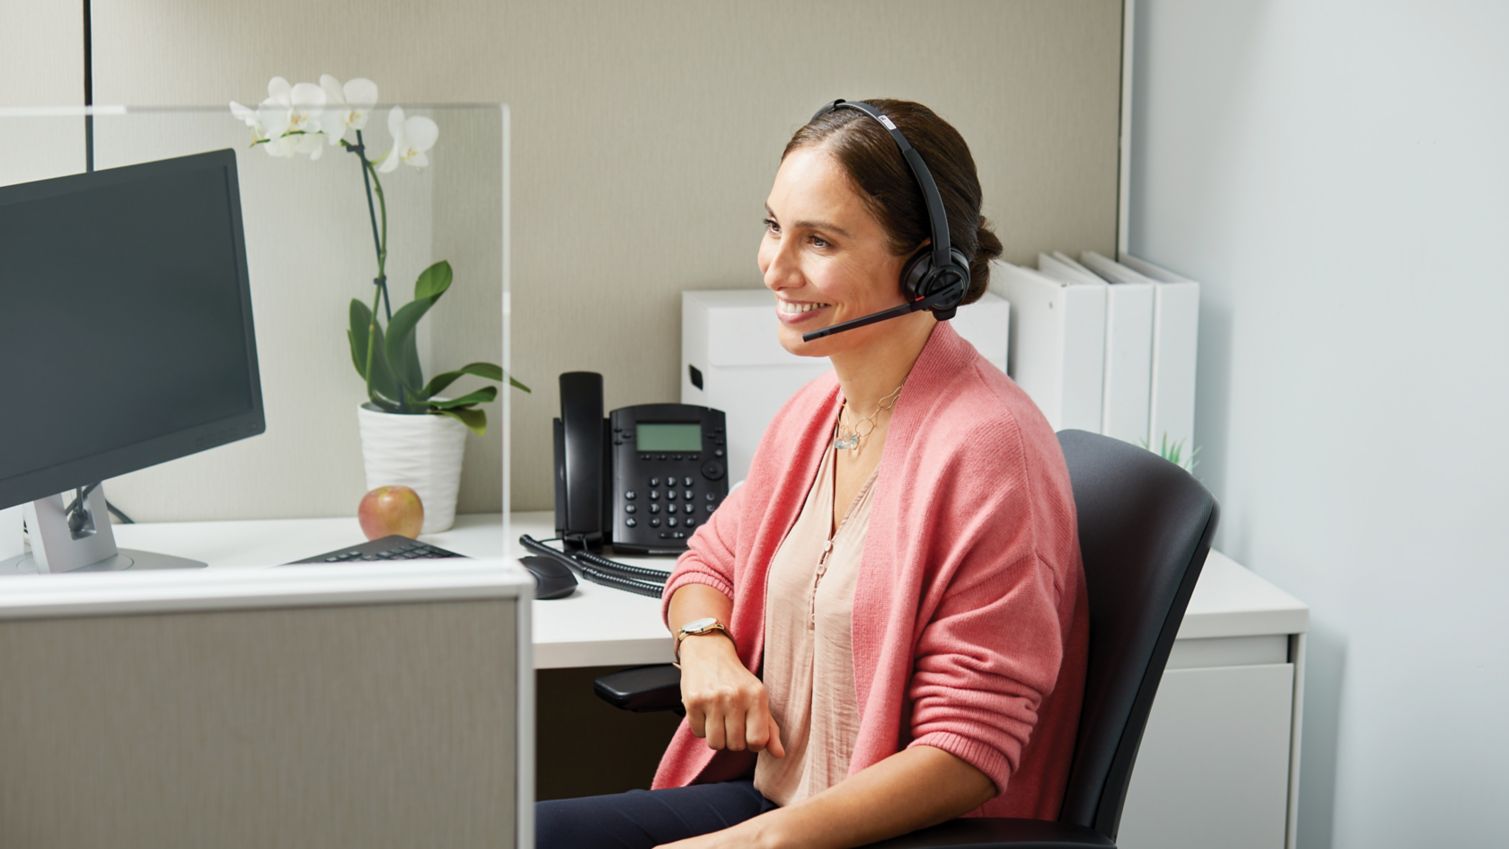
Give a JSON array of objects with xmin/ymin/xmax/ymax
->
[
  {"xmin": 809, "ymin": 235, "xmax": 831, "ymax": 249},
  {"xmin": 762, "ymin": 217, "xmax": 780, "ymax": 235}
]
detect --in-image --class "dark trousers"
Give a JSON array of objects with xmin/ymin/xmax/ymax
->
[{"xmin": 535, "ymin": 780, "xmax": 778, "ymax": 848}]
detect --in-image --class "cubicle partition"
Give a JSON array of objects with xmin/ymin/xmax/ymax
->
[{"xmin": 0, "ymin": 562, "xmax": 533, "ymax": 848}]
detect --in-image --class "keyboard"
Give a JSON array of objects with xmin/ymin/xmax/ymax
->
[{"xmin": 286, "ymin": 535, "xmax": 467, "ymax": 565}]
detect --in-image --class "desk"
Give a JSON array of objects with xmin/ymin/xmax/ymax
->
[
  {"xmin": 106, "ymin": 511, "xmax": 1305, "ymax": 849},
  {"xmin": 102, "ymin": 511, "xmax": 673, "ymax": 669}
]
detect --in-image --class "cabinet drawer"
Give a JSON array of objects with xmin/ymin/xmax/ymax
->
[{"xmin": 1117, "ymin": 663, "xmax": 1294, "ymax": 849}]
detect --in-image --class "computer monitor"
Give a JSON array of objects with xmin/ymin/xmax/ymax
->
[{"xmin": 0, "ymin": 149, "xmax": 264, "ymax": 573}]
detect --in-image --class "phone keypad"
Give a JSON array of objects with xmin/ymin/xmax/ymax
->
[{"xmin": 611, "ymin": 408, "xmax": 728, "ymax": 552}]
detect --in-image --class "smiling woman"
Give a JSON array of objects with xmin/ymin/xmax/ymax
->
[{"xmin": 535, "ymin": 100, "xmax": 1087, "ymax": 849}]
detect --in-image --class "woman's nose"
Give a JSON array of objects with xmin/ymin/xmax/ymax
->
[{"xmin": 761, "ymin": 241, "xmax": 801, "ymax": 292}]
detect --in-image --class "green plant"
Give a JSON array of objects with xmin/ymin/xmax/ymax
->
[
  {"xmin": 346, "ymin": 259, "xmax": 527, "ymax": 432},
  {"xmin": 231, "ymin": 75, "xmax": 528, "ymax": 434}
]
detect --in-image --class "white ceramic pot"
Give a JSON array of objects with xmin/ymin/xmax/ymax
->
[{"xmin": 356, "ymin": 404, "xmax": 468, "ymax": 533}]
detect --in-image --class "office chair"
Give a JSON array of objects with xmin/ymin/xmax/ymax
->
[{"xmin": 595, "ymin": 429, "xmax": 1219, "ymax": 848}]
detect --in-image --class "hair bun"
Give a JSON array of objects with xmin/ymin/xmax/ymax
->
[{"xmin": 964, "ymin": 215, "xmax": 1004, "ymax": 302}]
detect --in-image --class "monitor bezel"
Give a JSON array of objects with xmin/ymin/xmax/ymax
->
[{"xmin": 0, "ymin": 148, "xmax": 265, "ymax": 510}]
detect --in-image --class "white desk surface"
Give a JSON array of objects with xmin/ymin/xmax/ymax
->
[{"xmin": 7, "ymin": 510, "xmax": 1305, "ymax": 669}]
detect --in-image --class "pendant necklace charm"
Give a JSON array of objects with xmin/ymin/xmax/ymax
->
[{"xmin": 833, "ymin": 382, "xmax": 904, "ymax": 454}]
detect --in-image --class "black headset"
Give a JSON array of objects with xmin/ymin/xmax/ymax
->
[{"xmin": 800, "ymin": 99, "xmax": 972, "ymax": 342}]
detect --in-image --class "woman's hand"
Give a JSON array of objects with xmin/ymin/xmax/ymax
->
[{"xmin": 678, "ymin": 634, "xmax": 786, "ymax": 758}]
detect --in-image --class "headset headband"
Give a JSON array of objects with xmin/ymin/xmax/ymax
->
[{"xmin": 811, "ymin": 99, "xmax": 952, "ymax": 274}]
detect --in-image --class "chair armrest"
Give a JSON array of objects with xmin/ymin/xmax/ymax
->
[
  {"xmin": 858, "ymin": 817, "xmax": 1114, "ymax": 849},
  {"xmin": 593, "ymin": 663, "xmax": 683, "ymax": 713}
]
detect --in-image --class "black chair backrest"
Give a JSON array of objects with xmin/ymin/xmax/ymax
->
[{"xmin": 1054, "ymin": 430, "xmax": 1219, "ymax": 840}]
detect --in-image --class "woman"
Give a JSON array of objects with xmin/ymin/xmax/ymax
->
[{"xmin": 537, "ymin": 99, "xmax": 1088, "ymax": 849}]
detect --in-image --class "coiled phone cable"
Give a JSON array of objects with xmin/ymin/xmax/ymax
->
[{"xmin": 518, "ymin": 534, "xmax": 670, "ymax": 599}]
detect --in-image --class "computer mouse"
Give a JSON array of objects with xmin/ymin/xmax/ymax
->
[{"xmin": 518, "ymin": 555, "xmax": 578, "ymax": 600}]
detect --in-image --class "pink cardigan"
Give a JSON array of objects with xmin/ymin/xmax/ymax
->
[{"xmin": 654, "ymin": 322, "xmax": 1089, "ymax": 820}]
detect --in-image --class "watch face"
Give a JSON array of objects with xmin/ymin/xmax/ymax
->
[{"xmin": 684, "ymin": 617, "xmax": 718, "ymax": 634}]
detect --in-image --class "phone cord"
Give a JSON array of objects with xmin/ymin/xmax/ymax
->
[
  {"xmin": 576, "ymin": 565, "xmax": 665, "ymax": 599},
  {"xmin": 518, "ymin": 534, "xmax": 670, "ymax": 598},
  {"xmin": 571, "ymin": 547, "xmax": 673, "ymax": 581}
]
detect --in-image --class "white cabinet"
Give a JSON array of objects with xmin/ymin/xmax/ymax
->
[{"xmin": 1117, "ymin": 553, "xmax": 1308, "ymax": 849}]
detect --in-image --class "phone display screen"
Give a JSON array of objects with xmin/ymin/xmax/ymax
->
[{"xmin": 636, "ymin": 422, "xmax": 703, "ymax": 452}]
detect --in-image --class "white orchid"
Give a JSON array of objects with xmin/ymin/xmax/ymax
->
[
  {"xmin": 377, "ymin": 106, "xmax": 439, "ymax": 172},
  {"xmin": 228, "ymin": 100, "xmax": 267, "ymax": 143},
  {"xmin": 223, "ymin": 76, "xmax": 506, "ymax": 424},
  {"xmin": 251, "ymin": 76, "xmax": 328, "ymax": 158},
  {"xmin": 230, "ymin": 76, "xmax": 437, "ymax": 166},
  {"xmin": 318, "ymin": 75, "xmax": 379, "ymax": 145}
]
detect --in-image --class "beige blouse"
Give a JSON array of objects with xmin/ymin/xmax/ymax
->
[{"xmin": 753, "ymin": 439, "xmax": 879, "ymax": 806}]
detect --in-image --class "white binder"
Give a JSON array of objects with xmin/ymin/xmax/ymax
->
[
  {"xmin": 988, "ymin": 260, "xmax": 1105, "ymax": 432},
  {"xmin": 1121, "ymin": 254, "xmax": 1200, "ymax": 461},
  {"xmin": 1077, "ymin": 252, "xmax": 1155, "ymax": 446}
]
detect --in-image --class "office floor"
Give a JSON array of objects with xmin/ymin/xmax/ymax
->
[{"xmin": 536, "ymin": 667, "xmax": 683, "ymax": 801}]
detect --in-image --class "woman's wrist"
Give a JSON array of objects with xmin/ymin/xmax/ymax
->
[
  {"xmin": 714, "ymin": 808, "xmax": 785, "ymax": 849},
  {"xmin": 676, "ymin": 630, "xmax": 738, "ymax": 666}
]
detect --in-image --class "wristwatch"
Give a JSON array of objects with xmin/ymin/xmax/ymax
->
[{"xmin": 673, "ymin": 617, "xmax": 732, "ymax": 666}]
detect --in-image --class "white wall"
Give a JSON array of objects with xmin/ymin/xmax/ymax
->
[{"xmin": 1128, "ymin": 2, "xmax": 1509, "ymax": 847}]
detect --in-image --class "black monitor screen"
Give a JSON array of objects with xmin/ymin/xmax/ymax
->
[{"xmin": 0, "ymin": 150, "xmax": 263, "ymax": 509}]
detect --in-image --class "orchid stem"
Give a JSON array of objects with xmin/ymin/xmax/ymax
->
[
  {"xmin": 353, "ymin": 130, "xmax": 391, "ymax": 322},
  {"xmin": 348, "ymin": 132, "xmax": 402, "ymax": 408}
]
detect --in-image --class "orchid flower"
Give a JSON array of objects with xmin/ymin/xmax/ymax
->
[
  {"xmin": 318, "ymin": 75, "xmax": 379, "ymax": 146},
  {"xmin": 228, "ymin": 100, "xmax": 267, "ymax": 144},
  {"xmin": 377, "ymin": 106, "xmax": 439, "ymax": 172},
  {"xmin": 251, "ymin": 76, "xmax": 328, "ymax": 158}
]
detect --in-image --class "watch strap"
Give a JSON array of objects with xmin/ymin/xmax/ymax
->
[{"xmin": 672, "ymin": 620, "xmax": 731, "ymax": 666}]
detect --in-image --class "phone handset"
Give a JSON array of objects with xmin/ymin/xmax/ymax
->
[{"xmin": 555, "ymin": 371, "xmax": 609, "ymax": 550}]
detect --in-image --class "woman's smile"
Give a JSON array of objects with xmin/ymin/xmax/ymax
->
[{"xmin": 775, "ymin": 298, "xmax": 833, "ymax": 325}]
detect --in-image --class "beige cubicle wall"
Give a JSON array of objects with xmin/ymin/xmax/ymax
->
[
  {"xmin": 0, "ymin": 596, "xmax": 524, "ymax": 849},
  {"xmin": 0, "ymin": 0, "xmax": 85, "ymax": 183},
  {"xmin": 32, "ymin": 0, "xmax": 1121, "ymax": 517}
]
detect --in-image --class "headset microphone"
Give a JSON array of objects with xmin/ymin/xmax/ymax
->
[
  {"xmin": 800, "ymin": 283, "xmax": 963, "ymax": 342},
  {"xmin": 798, "ymin": 99, "xmax": 971, "ymax": 344}
]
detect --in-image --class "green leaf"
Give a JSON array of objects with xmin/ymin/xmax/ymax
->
[
  {"xmin": 430, "ymin": 387, "xmax": 498, "ymax": 409},
  {"xmin": 509, "ymin": 375, "xmax": 531, "ymax": 393},
  {"xmin": 364, "ymin": 394, "xmax": 404, "ymax": 413},
  {"xmin": 383, "ymin": 296, "xmax": 437, "ymax": 393},
  {"xmin": 414, "ymin": 260, "xmax": 453, "ymax": 302},
  {"xmin": 365, "ymin": 321, "xmax": 407, "ymax": 406},
  {"xmin": 435, "ymin": 406, "xmax": 487, "ymax": 435},
  {"xmin": 348, "ymin": 299, "xmax": 373, "ymax": 379},
  {"xmin": 420, "ymin": 361, "xmax": 503, "ymax": 399}
]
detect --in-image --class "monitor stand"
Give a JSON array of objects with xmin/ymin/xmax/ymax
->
[{"xmin": 0, "ymin": 485, "xmax": 206, "ymax": 575}]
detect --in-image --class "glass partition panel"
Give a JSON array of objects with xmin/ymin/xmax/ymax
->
[{"xmin": 0, "ymin": 103, "xmax": 510, "ymax": 528}]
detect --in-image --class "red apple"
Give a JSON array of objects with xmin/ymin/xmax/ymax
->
[{"xmin": 358, "ymin": 485, "xmax": 424, "ymax": 540}]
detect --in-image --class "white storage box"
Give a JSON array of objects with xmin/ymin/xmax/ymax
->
[{"xmin": 681, "ymin": 289, "xmax": 1010, "ymax": 484}]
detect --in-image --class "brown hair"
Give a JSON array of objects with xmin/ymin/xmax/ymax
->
[{"xmin": 782, "ymin": 99, "xmax": 1003, "ymax": 303}]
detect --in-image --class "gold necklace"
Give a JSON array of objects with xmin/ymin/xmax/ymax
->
[{"xmin": 833, "ymin": 383, "xmax": 904, "ymax": 454}]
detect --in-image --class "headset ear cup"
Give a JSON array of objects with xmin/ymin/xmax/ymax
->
[
  {"xmin": 945, "ymin": 248, "xmax": 971, "ymax": 303},
  {"xmin": 900, "ymin": 247, "xmax": 970, "ymax": 320},
  {"xmin": 900, "ymin": 248, "xmax": 933, "ymax": 303},
  {"xmin": 920, "ymin": 251, "xmax": 969, "ymax": 321}
]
